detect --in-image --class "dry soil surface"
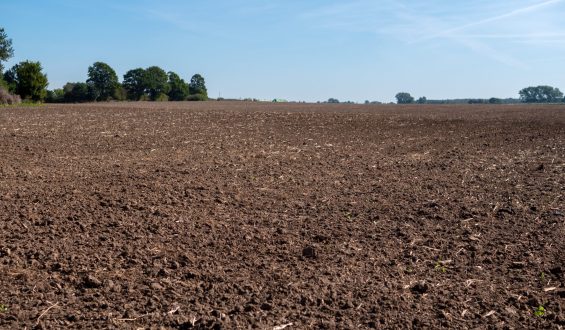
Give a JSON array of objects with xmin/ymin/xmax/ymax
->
[{"xmin": 0, "ymin": 102, "xmax": 564, "ymax": 329}]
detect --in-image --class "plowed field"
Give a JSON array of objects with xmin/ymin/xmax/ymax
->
[{"xmin": 1, "ymin": 102, "xmax": 564, "ymax": 329}]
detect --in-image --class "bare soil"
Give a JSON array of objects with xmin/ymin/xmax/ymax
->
[{"xmin": 0, "ymin": 102, "xmax": 564, "ymax": 329}]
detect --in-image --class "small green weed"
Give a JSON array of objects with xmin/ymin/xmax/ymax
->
[
  {"xmin": 0, "ymin": 304, "xmax": 7, "ymax": 313},
  {"xmin": 434, "ymin": 261, "xmax": 447, "ymax": 273},
  {"xmin": 534, "ymin": 305, "xmax": 546, "ymax": 317}
]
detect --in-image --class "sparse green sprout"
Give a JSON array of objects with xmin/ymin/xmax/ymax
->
[
  {"xmin": 534, "ymin": 305, "xmax": 545, "ymax": 317},
  {"xmin": 0, "ymin": 304, "xmax": 7, "ymax": 313},
  {"xmin": 434, "ymin": 261, "xmax": 447, "ymax": 273},
  {"xmin": 540, "ymin": 272, "xmax": 545, "ymax": 282}
]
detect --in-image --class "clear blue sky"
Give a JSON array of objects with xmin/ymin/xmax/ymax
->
[{"xmin": 2, "ymin": 0, "xmax": 565, "ymax": 102}]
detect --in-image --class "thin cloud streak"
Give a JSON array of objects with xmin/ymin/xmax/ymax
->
[
  {"xmin": 415, "ymin": 0, "xmax": 565, "ymax": 42},
  {"xmin": 299, "ymin": 0, "xmax": 565, "ymax": 68}
]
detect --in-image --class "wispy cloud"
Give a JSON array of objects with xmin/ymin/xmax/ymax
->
[
  {"xmin": 416, "ymin": 0, "xmax": 565, "ymax": 42},
  {"xmin": 300, "ymin": 0, "xmax": 565, "ymax": 68}
]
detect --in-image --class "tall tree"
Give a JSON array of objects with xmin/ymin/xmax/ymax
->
[
  {"xmin": 189, "ymin": 74, "xmax": 207, "ymax": 99},
  {"xmin": 144, "ymin": 66, "xmax": 169, "ymax": 101},
  {"xmin": 123, "ymin": 68, "xmax": 147, "ymax": 100},
  {"xmin": 0, "ymin": 27, "xmax": 14, "ymax": 74},
  {"xmin": 4, "ymin": 61, "xmax": 48, "ymax": 101},
  {"xmin": 519, "ymin": 86, "xmax": 563, "ymax": 103},
  {"xmin": 167, "ymin": 71, "xmax": 189, "ymax": 101},
  {"xmin": 395, "ymin": 92, "xmax": 414, "ymax": 104},
  {"xmin": 87, "ymin": 62, "xmax": 119, "ymax": 101}
]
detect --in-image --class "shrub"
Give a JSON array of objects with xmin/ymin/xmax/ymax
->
[
  {"xmin": 155, "ymin": 93, "xmax": 169, "ymax": 102},
  {"xmin": 0, "ymin": 87, "xmax": 21, "ymax": 105},
  {"xmin": 186, "ymin": 93, "xmax": 207, "ymax": 101},
  {"xmin": 45, "ymin": 89, "xmax": 64, "ymax": 103}
]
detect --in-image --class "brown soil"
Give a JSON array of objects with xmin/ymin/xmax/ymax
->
[{"xmin": 0, "ymin": 102, "xmax": 564, "ymax": 329}]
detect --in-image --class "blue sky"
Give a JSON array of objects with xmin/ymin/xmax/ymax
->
[{"xmin": 2, "ymin": 0, "xmax": 565, "ymax": 102}]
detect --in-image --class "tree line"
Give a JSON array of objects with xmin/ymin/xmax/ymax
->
[
  {"xmin": 49, "ymin": 62, "xmax": 208, "ymax": 103},
  {"xmin": 0, "ymin": 27, "xmax": 207, "ymax": 104},
  {"xmin": 394, "ymin": 86, "xmax": 564, "ymax": 105}
]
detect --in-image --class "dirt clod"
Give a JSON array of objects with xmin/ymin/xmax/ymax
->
[
  {"xmin": 302, "ymin": 246, "xmax": 317, "ymax": 259},
  {"xmin": 83, "ymin": 275, "xmax": 102, "ymax": 288}
]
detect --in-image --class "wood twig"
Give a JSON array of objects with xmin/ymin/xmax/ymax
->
[{"xmin": 36, "ymin": 302, "xmax": 59, "ymax": 326}]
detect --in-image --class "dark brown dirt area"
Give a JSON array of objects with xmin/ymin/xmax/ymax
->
[{"xmin": 0, "ymin": 102, "xmax": 564, "ymax": 329}]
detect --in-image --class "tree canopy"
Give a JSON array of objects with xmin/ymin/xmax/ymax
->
[
  {"xmin": 396, "ymin": 92, "xmax": 414, "ymax": 104},
  {"xmin": 87, "ymin": 62, "xmax": 119, "ymax": 101},
  {"xmin": 144, "ymin": 66, "xmax": 170, "ymax": 101},
  {"xmin": 4, "ymin": 61, "xmax": 48, "ymax": 101},
  {"xmin": 168, "ymin": 71, "xmax": 189, "ymax": 101},
  {"xmin": 0, "ymin": 28, "xmax": 14, "ymax": 74},
  {"xmin": 189, "ymin": 74, "xmax": 208, "ymax": 99},
  {"xmin": 123, "ymin": 68, "xmax": 147, "ymax": 101},
  {"xmin": 519, "ymin": 85, "xmax": 563, "ymax": 103}
]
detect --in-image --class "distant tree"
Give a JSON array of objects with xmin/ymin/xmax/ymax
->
[
  {"xmin": 188, "ymin": 73, "xmax": 207, "ymax": 100},
  {"xmin": 395, "ymin": 92, "xmax": 414, "ymax": 104},
  {"xmin": 144, "ymin": 66, "xmax": 170, "ymax": 101},
  {"xmin": 416, "ymin": 96, "xmax": 427, "ymax": 104},
  {"xmin": 0, "ymin": 27, "xmax": 14, "ymax": 74},
  {"xmin": 62, "ymin": 82, "xmax": 75, "ymax": 96},
  {"xmin": 45, "ymin": 88, "xmax": 64, "ymax": 103},
  {"xmin": 63, "ymin": 82, "xmax": 96, "ymax": 103},
  {"xmin": 123, "ymin": 68, "xmax": 147, "ymax": 101},
  {"xmin": 4, "ymin": 61, "xmax": 48, "ymax": 101},
  {"xmin": 87, "ymin": 62, "xmax": 118, "ymax": 101},
  {"xmin": 488, "ymin": 97, "xmax": 502, "ymax": 104},
  {"xmin": 519, "ymin": 86, "xmax": 563, "ymax": 103},
  {"xmin": 327, "ymin": 98, "xmax": 339, "ymax": 103},
  {"xmin": 167, "ymin": 71, "xmax": 189, "ymax": 101},
  {"xmin": 2, "ymin": 66, "xmax": 17, "ymax": 92}
]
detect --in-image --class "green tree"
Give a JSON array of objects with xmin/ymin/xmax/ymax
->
[
  {"xmin": 0, "ymin": 27, "xmax": 14, "ymax": 74},
  {"xmin": 63, "ymin": 82, "xmax": 96, "ymax": 103},
  {"xmin": 144, "ymin": 66, "xmax": 169, "ymax": 101},
  {"xmin": 188, "ymin": 73, "xmax": 207, "ymax": 100},
  {"xmin": 519, "ymin": 86, "xmax": 563, "ymax": 103},
  {"xmin": 2, "ymin": 66, "xmax": 17, "ymax": 92},
  {"xmin": 123, "ymin": 68, "xmax": 147, "ymax": 100},
  {"xmin": 327, "ymin": 98, "xmax": 339, "ymax": 103},
  {"xmin": 4, "ymin": 61, "xmax": 48, "ymax": 101},
  {"xmin": 87, "ymin": 62, "xmax": 119, "ymax": 101},
  {"xmin": 396, "ymin": 92, "xmax": 414, "ymax": 104},
  {"xmin": 416, "ymin": 96, "xmax": 427, "ymax": 104},
  {"xmin": 167, "ymin": 71, "xmax": 189, "ymax": 101}
]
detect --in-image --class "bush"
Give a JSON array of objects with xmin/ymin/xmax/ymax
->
[
  {"xmin": 186, "ymin": 93, "xmax": 207, "ymax": 101},
  {"xmin": 0, "ymin": 86, "xmax": 21, "ymax": 105},
  {"xmin": 155, "ymin": 93, "xmax": 169, "ymax": 102},
  {"xmin": 45, "ymin": 89, "xmax": 64, "ymax": 103}
]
